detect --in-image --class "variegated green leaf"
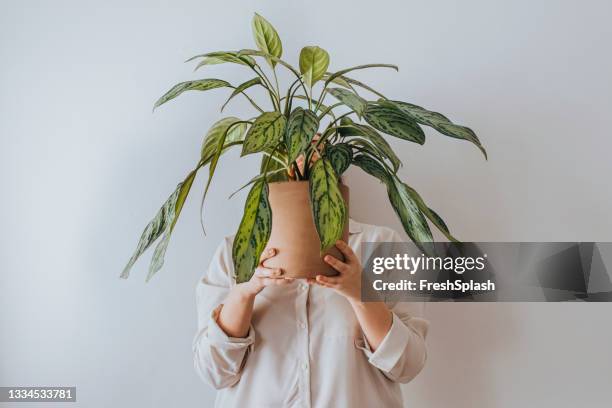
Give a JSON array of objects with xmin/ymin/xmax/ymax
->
[
  {"xmin": 286, "ymin": 107, "xmax": 319, "ymax": 163},
  {"xmin": 309, "ymin": 158, "xmax": 347, "ymax": 251},
  {"xmin": 388, "ymin": 178, "xmax": 433, "ymax": 252},
  {"xmin": 242, "ymin": 112, "xmax": 286, "ymax": 155},
  {"xmin": 339, "ymin": 117, "xmax": 401, "ymax": 171},
  {"xmin": 325, "ymin": 64, "xmax": 398, "ymax": 86},
  {"xmin": 364, "ymin": 102, "xmax": 425, "ymax": 144},
  {"xmin": 325, "ymin": 73, "xmax": 387, "ymax": 99},
  {"xmin": 399, "ymin": 181, "xmax": 458, "ymax": 242},
  {"xmin": 147, "ymin": 169, "xmax": 197, "ymax": 281},
  {"xmin": 121, "ymin": 168, "xmax": 198, "ymax": 280},
  {"xmin": 200, "ymin": 119, "xmax": 250, "ymax": 233},
  {"xmin": 192, "ymin": 52, "xmax": 256, "ymax": 70},
  {"xmin": 299, "ymin": 46, "xmax": 330, "ymax": 88},
  {"xmin": 153, "ymin": 79, "xmax": 230, "ymax": 110},
  {"xmin": 326, "ymin": 144, "xmax": 353, "ymax": 176},
  {"xmin": 201, "ymin": 117, "xmax": 248, "ymax": 163},
  {"xmin": 251, "ymin": 13, "xmax": 282, "ymax": 68},
  {"xmin": 328, "ymin": 88, "xmax": 367, "ymax": 116},
  {"xmin": 352, "ymin": 154, "xmax": 391, "ymax": 184},
  {"xmin": 381, "ymin": 100, "xmax": 487, "ymax": 159},
  {"xmin": 232, "ymin": 180, "xmax": 272, "ymax": 283},
  {"xmin": 221, "ymin": 77, "xmax": 262, "ymax": 111}
]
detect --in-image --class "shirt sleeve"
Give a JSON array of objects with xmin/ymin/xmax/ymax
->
[
  {"xmin": 192, "ymin": 237, "xmax": 256, "ymax": 390},
  {"xmin": 355, "ymin": 227, "xmax": 429, "ymax": 383},
  {"xmin": 355, "ymin": 303, "xmax": 429, "ymax": 383}
]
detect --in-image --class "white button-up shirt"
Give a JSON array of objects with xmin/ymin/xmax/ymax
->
[{"xmin": 193, "ymin": 219, "xmax": 429, "ymax": 408}]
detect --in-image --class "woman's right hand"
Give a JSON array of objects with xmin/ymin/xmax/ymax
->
[{"xmin": 237, "ymin": 248, "xmax": 293, "ymax": 298}]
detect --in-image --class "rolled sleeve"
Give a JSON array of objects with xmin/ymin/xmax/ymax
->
[{"xmin": 356, "ymin": 310, "xmax": 429, "ymax": 383}]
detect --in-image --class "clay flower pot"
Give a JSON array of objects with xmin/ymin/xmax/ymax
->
[{"xmin": 262, "ymin": 181, "xmax": 349, "ymax": 279}]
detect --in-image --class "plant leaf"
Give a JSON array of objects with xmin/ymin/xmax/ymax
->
[
  {"xmin": 251, "ymin": 13, "xmax": 282, "ymax": 68},
  {"xmin": 232, "ymin": 180, "xmax": 273, "ymax": 283},
  {"xmin": 237, "ymin": 49, "xmax": 302, "ymax": 78},
  {"xmin": 201, "ymin": 117, "xmax": 248, "ymax": 162},
  {"xmin": 324, "ymin": 73, "xmax": 386, "ymax": 99},
  {"xmin": 192, "ymin": 52, "xmax": 256, "ymax": 70},
  {"xmin": 399, "ymin": 181, "xmax": 458, "ymax": 242},
  {"xmin": 325, "ymin": 64, "xmax": 398, "ymax": 86},
  {"xmin": 221, "ymin": 77, "xmax": 262, "ymax": 111},
  {"xmin": 299, "ymin": 46, "xmax": 330, "ymax": 88},
  {"xmin": 200, "ymin": 119, "xmax": 250, "ymax": 233},
  {"xmin": 388, "ymin": 178, "xmax": 433, "ymax": 252},
  {"xmin": 381, "ymin": 100, "xmax": 487, "ymax": 159},
  {"xmin": 286, "ymin": 107, "xmax": 319, "ymax": 163},
  {"xmin": 352, "ymin": 156, "xmax": 434, "ymax": 252},
  {"xmin": 309, "ymin": 158, "xmax": 347, "ymax": 251},
  {"xmin": 328, "ymin": 88, "xmax": 367, "ymax": 116},
  {"xmin": 326, "ymin": 144, "xmax": 353, "ymax": 176},
  {"xmin": 363, "ymin": 102, "xmax": 425, "ymax": 144},
  {"xmin": 242, "ymin": 112, "xmax": 287, "ymax": 156},
  {"xmin": 146, "ymin": 169, "xmax": 198, "ymax": 281},
  {"xmin": 352, "ymin": 154, "xmax": 391, "ymax": 184},
  {"xmin": 121, "ymin": 168, "xmax": 199, "ymax": 280},
  {"xmin": 339, "ymin": 117, "xmax": 401, "ymax": 172},
  {"xmin": 153, "ymin": 79, "xmax": 230, "ymax": 110}
]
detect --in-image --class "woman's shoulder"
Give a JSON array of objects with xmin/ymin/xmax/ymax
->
[{"xmin": 350, "ymin": 219, "xmax": 403, "ymax": 243}]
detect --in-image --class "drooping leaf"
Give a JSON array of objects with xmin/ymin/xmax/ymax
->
[
  {"xmin": 232, "ymin": 180, "xmax": 272, "ymax": 283},
  {"xmin": 352, "ymin": 154, "xmax": 391, "ymax": 184},
  {"xmin": 299, "ymin": 46, "xmax": 330, "ymax": 88},
  {"xmin": 200, "ymin": 119, "xmax": 250, "ymax": 232},
  {"xmin": 153, "ymin": 79, "xmax": 230, "ymax": 110},
  {"xmin": 121, "ymin": 168, "xmax": 199, "ymax": 280},
  {"xmin": 399, "ymin": 181, "xmax": 458, "ymax": 242},
  {"xmin": 328, "ymin": 88, "xmax": 367, "ymax": 116},
  {"xmin": 352, "ymin": 156, "xmax": 435, "ymax": 252},
  {"xmin": 388, "ymin": 178, "xmax": 434, "ymax": 252},
  {"xmin": 242, "ymin": 112, "xmax": 286, "ymax": 155},
  {"xmin": 309, "ymin": 158, "xmax": 347, "ymax": 251},
  {"xmin": 147, "ymin": 169, "xmax": 198, "ymax": 281},
  {"xmin": 251, "ymin": 13, "xmax": 282, "ymax": 67},
  {"xmin": 221, "ymin": 77, "xmax": 262, "ymax": 111},
  {"xmin": 285, "ymin": 107, "xmax": 319, "ymax": 163},
  {"xmin": 381, "ymin": 100, "xmax": 487, "ymax": 159},
  {"xmin": 325, "ymin": 64, "xmax": 398, "ymax": 86},
  {"xmin": 338, "ymin": 117, "xmax": 401, "ymax": 171},
  {"xmin": 326, "ymin": 144, "xmax": 353, "ymax": 176},
  {"xmin": 363, "ymin": 102, "xmax": 425, "ymax": 144},
  {"xmin": 201, "ymin": 117, "xmax": 248, "ymax": 163}
]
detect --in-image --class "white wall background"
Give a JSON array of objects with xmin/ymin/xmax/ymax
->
[{"xmin": 1, "ymin": 0, "xmax": 611, "ymax": 407}]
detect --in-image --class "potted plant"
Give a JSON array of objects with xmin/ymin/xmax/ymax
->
[{"xmin": 121, "ymin": 13, "xmax": 487, "ymax": 283}]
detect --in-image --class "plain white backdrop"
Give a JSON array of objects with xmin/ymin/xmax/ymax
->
[{"xmin": 1, "ymin": 0, "xmax": 612, "ymax": 407}]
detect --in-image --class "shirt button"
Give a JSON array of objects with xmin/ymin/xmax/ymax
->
[
  {"xmin": 300, "ymin": 283, "xmax": 308, "ymax": 291},
  {"xmin": 302, "ymin": 363, "xmax": 308, "ymax": 370},
  {"xmin": 299, "ymin": 322, "xmax": 306, "ymax": 329}
]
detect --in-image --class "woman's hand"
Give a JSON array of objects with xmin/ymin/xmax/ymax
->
[
  {"xmin": 237, "ymin": 248, "xmax": 294, "ymax": 299},
  {"xmin": 308, "ymin": 240, "xmax": 361, "ymax": 303}
]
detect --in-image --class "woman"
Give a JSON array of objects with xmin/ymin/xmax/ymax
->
[{"xmin": 193, "ymin": 218, "xmax": 429, "ymax": 407}]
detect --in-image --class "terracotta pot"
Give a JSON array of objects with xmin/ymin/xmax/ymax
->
[{"xmin": 263, "ymin": 181, "xmax": 350, "ymax": 279}]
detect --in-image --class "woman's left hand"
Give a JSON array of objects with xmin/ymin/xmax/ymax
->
[{"xmin": 307, "ymin": 240, "xmax": 361, "ymax": 303}]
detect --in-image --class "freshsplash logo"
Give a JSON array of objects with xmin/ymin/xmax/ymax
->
[
  {"xmin": 361, "ymin": 242, "xmax": 612, "ymax": 302},
  {"xmin": 369, "ymin": 252, "xmax": 495, "ymax": 294}
]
